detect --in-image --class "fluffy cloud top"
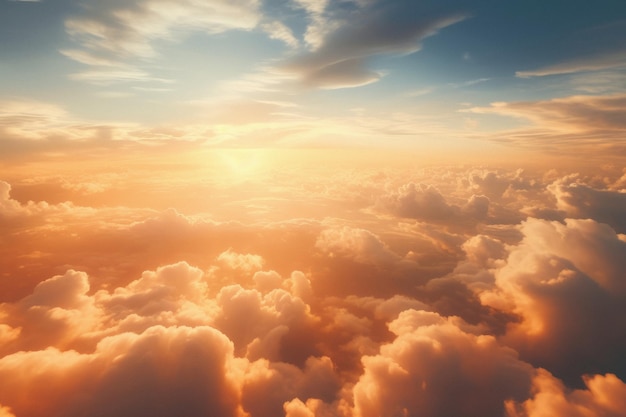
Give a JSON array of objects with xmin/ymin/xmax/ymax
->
[
  {"xmin": 506, "ymin": 370, "xmax": 626, "ymax": 417},
  {"xmin": 353, "ymin": 309, "xmax": 533, "ymax": 417},
  {"xmin": 549, "ymin": 177, "xmax": 626, "ymax": 233},
  {"xmin": 480, "ymin": 218, "xmax": 626, "ymax": 384}
]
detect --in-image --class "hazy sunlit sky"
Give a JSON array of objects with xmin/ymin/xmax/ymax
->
[
  {"xmin": 1, "ymin": 2, "xmax": 626, "ymax": 417},
  {"xmin": 1, "ymin": 0, "xmax": 625, "ymax": 160}
]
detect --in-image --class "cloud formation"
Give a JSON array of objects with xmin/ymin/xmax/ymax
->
[
  {"xmin": 506, "ymin": 370, "xmax": 626, "ymax": 417},
  {"xmin": 549, "ymin": 177, "xmax": 626, "ymax": 233},
  {"xmin": 516, "ymin": 50, "xmax": 626, "ymax": 78},
  {"xmin": 282, "ymin": 1, "xmax": 467, "ymax": 89},
  {"xmin": 480, "ymin": 218, "xmax": 626, "ymax": 384},
  {"xmin": 61, "ymin": 0, "xmax": 262, "ymax": 85},
  {"xmin": 464, "ymin": 94, "xmax": 626, "ymax": 155},
  {"xmin": 353, "ymin": 309, "xmax": 534, "ymax": 417},
  {"xmin": 2, "ymin": 162, "xmax": 626, "ymax": 417},
  {"xmin": 467, "ymin": 94, "xmax": 626, "ymax": 133},
  {"xmin": 65, "ymin": 0, "xmax": 261, "ymax": 61}
]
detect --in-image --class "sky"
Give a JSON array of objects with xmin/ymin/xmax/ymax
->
[{"xmin": 1, "ymin": 1, "xmax": 626, "ymax": 417}]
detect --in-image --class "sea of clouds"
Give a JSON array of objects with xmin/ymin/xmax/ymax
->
[{"xmin": 1, "ymin": 163, "xmax": 625, "ymax": 417}]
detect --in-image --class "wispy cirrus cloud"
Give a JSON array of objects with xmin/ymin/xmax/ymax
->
[
  {"xmin": 463, "ymin": 94, "xmax": 626, "ymax": 156},
  {"xmin": 516, "ymin": 50, "xmax": 626, "ymax": 78},
  {"xmin": 64, "ymin": 0, "xmax": 261, "ymax": 62},
  {"xmin": 466, "ymin": 94, "xmax": 626, "ymax": 132},
  {"xmin": 61, "ymin": 0, "xmax": 262, "ymax": 86},
  {"xmin": 261, "ymin": 21, "xmax": 299, "ymax": 49}
]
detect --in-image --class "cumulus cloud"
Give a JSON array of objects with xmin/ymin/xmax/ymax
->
[
  {"xmin": 241, "ymin": 356, "xmax": 341, "ymax": 417},
  {"xmin": 352, "ymin": 309, "xmax": 534, "ymax": 417},
  {"xmin": 380, "ymin": 183, "xmax": 456, "ymax": 220},
  {"xmin": 462, "ymin": 234, "xmax": 507, "ymax": 268},
  {"xmin": 468, "ymin": 170, "xmax": 511, "ymax": 198},
  {"xmin": 480, "ymin": 218, "xmax": 626, "ymax": 384},
  {"xmin": 549, "ymin": 177, "xmax": 626, "ymax": 233},
  {"xmin": 218, "ymin": 249, "xmax": 266, "ymax": 273},
  {"xmin": 0, "ymin": 181, "xmax": 22, "ymax": 217},
  {"xmin": 0, "ymin": 325, "xmax": 246, "ymax": 417},
  {"xmin": 0, "ymin": 261, "xmax": 336, "ymax": 417},
  {"xmin": 316, "ymin": 226, "xmax": 402, "ymax": 265},
  {"xmin": 377, "ymin": 182, "xmax": 493, "ymax": 229},
  {"xmin": 506, "ymin": 370, "xmax": 626, "ymax": 417}
]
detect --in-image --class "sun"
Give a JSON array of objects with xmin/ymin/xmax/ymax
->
[{"xmin": 215, "ymin": 149, "xmax": 267, "ymax": 180}]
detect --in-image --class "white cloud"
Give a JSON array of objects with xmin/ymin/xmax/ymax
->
[
  {"xmin": 262, "ymin": 21, "xmax": 299, "ymax": 49},
  {"xmin": 65, "ymin": 0, "xmax": 261, "ymax": 61}
]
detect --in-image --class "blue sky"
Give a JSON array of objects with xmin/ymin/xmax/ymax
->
[{"xmin": 1, "ymin": 0, "xmax": 625, "ymax": 157}]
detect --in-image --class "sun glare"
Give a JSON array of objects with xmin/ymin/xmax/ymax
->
[{"xmin": 215, "ymin": 149, "xmax": 267, "ymax": 179}]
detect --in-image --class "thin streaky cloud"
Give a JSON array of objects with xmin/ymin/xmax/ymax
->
[{"xmin": 516, "ymin": 50, "xmax": 626, "ymax": 78}]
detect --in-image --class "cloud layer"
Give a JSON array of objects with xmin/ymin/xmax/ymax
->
[{"xmin": 2, "ymin": 159, "xmax": 626, "ymax": 416}]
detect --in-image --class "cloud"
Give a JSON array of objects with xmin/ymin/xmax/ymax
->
[
  {"xmin": 0, "ymin": 260, "xmax": 335, "ymax": 417},
  {"xmin": 64, "ymin": 0, "xmax": 261, "ymax": 62},
  {"xmin": 262, "ymin": 21, "xmax": 299, "ymax": 49},
  {"xmin": 68, "ymin": 69, "xmax": 174, "ymax": 86},
  {"xmin": 464, "ymin": 94, "xmax": 626, "ymax": 155},
  {"xmin": 461, "ymin": 234, "xmax": 507, "ymax": 269},
  {"xmin": 0, "ymin": 100, "xmax": 68, "ymax": 139},
  {"xmin": 549, "ymin": 177, "xmax": 626, "ymax": 233},
  {"xmin": 4, "ymin": 163, "xmax": 626, "ymax": 417},
  {"xmin": 0, "ymin": 406, "xmax": 15, "ymax": 417},
  {"xmin": 466, "ymin": 94, "xmax": 626, "ymax": 132},
  {"xmin": 481, "ymin": 218, "xmax": 626, "ymax": 384},
  {"xmin": 0, "ymin": 100, "xmax": 151, "ymax": 160},
  {"xmin": 0, "ymin": 181, "xmax": 23, "ymax": 217},
  {"xmin": 516, "ymin": 50, "xmax": 626, "ymax": 78},
  {"xmin": 352, "ymin": 309, "xmax": 534, "ymax": 417},
  {"xmin": 468, "ymin": 170, "xmax": 511, "ymax": 198},
  {"xmin": 379, "ymin": 183, "xmax": 456, "ymax": 220},
  {"xmin": 377, "ymin": 182, "xmax": 492, "ymax": 227},
  {"xmin": 292, "ymin": 0, "xmax": 333, "ymax": 50},
  {"xmin": 300, "ymin": 57, "xmax": 383, "ymax": 89},
  {"xmin": 315, "ymin": 226, "xmax": 402, "ymax": 265},
  {"xmin": 218, "ymin": 249, "xmax": 266, "ymax": 273},
  {"xmin": 462, "ymin": 194, "xmax": 490, "ymax": 219},
  {"xmin": 60, "ymin": 0, "xmax": 263, "ymax": 88},
  {"xmin": 283, "ymin": 398, "xmax": 316, "ymax": 417},
  {"xmin": 280, "ymin": 1, "xmax": 467, "ymax": 89},
  {"xmin": 0, "ymin": 325, "xmax": 246, "ymax": 417},
  {"xmin": 506, "ymin": 370, "xmax": 626, "ymax": 417},
  {"xmin": 518, "ymin": 218, "xmax": 626, "ymax": 294},
  {"xmin": 241, "ymin": 356, "xmax": 341, "ymax": 417}
]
